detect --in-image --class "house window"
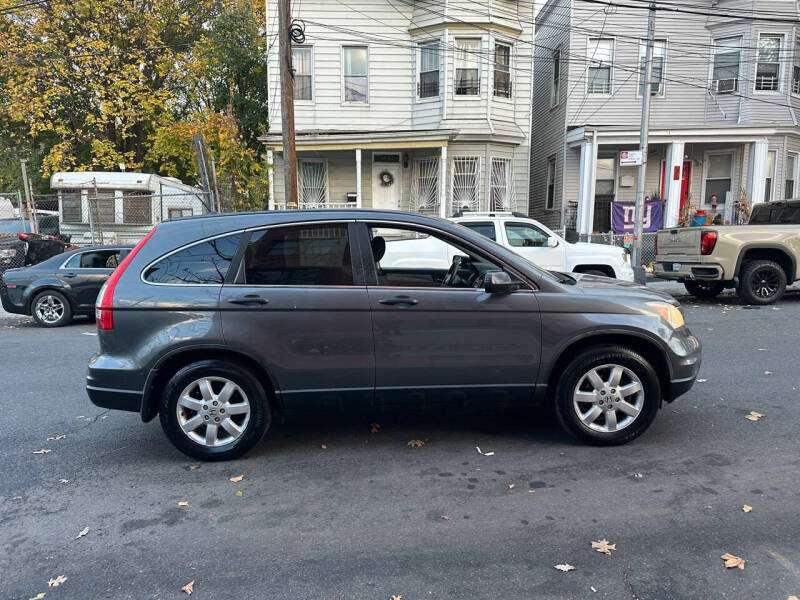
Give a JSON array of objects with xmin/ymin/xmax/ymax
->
[
  {"xmin": 343, "ymin": 46, "xmax": 368, "ymax": 103},
  {"xmin": 785, "ymin": 154, "xmax": 797, "ymax": 198},
  {"xmin": 490, "ymin": 158, "xmax": 512, "ymax": 210},
  {"xmin": 551, "ymin": 48, "xmax": 561, "ymax": 106},
  {"xmin": 755, "ymin": 34, "xmax": 783, "ymax": 92},
  {"xmin": 60, "ymin": 189, "xmax": 82, "ymax": 223},
  {"xmin": 455, "ymin": 39, "xmax": 480, "ymax": 95},
  {"xmin": 452, "ymin": 157, "xmax": 480, "ymax": 212},
  {"xmin": 293, "ymin": 46, "xmax": 313, "ymax": 101},
  {"xmin": 704, "ymin": 152, "xmax": 733, "ymax": 205},
  {"xmin": 639, "ymin": 39, "xmax": 666, "ymax": 95},
  {"xmin": 493, "ymin": 43, "xmax": 512, "ymax": 98},
  {"xmin": 793, "ymin": 37, "xmax": 800, "ymax": 94},
  {"xmin": 122, "ymin": 190, "xmax": 151, "ymax": 224},
  {"xmin": 546, "ymin": 156, "xmax": 556, "ymax": 210},
  {"xmin": 411, "ymin": 157, "xmax": 440, "ymax": 213},
  {"xmin": 418, "ymin": 42, "xmax": 440, "ymax": 98},
  {"xmin": 587, "ymin": 39, "xmax": 614, "ymax": 94},
  {"xmin": 168, "ymin": 208, "xmax": 193, "ymax": 219},
  {"xmin": 712, "ymin": 37, "xmax": 741, "ymax": 93},
  {"xmin": 299, "ymin": 160, "xmax": 328, "ymax": 205},
  {"xmin": 765, "ymin": 150, "xmax": 776, "ymax": 202}
]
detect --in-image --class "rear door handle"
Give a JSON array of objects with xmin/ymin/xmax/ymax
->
[
  {"xmin": 227, "ymin": 294, "xmax": 269, "ymax": 306},
  {"xmin": 378, "ymin": 295, "xmax": 419, "ymax": 306},
  {"xmin": 62, "ymin": 272, "xmax": 77, "ymax": 278}
]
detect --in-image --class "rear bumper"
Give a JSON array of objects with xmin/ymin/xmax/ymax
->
[
  {"xmin": 0, "ymin": 288, "xmax": 26, "ymax": 315},
  {"xmin": 86, "ymin": 384, "xmax": 142, "ymax": 412},
  {"xmin": 86, "ymin": 352, "xmax": 147, "ymax": 413},
  {"xmin": 653, "ymin": 260, "xmax": 725, "ymax": 281}
]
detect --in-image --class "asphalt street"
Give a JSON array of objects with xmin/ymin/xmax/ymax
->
[{"xmin": 2, "ymin": 287, "xmax": 800, "ymax": 600}]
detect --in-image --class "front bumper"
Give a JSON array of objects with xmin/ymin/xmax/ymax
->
[
  {"xmin": 617, "ymin": 263, "xmax": 635, "ymax": 282},
  {"xmin": 664, "ymin": 328, "xmax": 702, "ymax": 402}
]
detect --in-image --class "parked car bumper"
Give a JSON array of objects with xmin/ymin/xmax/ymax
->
[
  {"xmin": 0, "ymin": 285, "xmax": 26, "ymax": 315},
  {"xmin": 654, "ymin": 259, "xmax": 725, "ymax": 281},
  {"xmin": 664, "ymin": 327, "xmax": 702, "ymax": 402},
  {"xmin": 86, "ymin": 353, "xmax": 145, "ymax": 413},
  {"xmin": 616, "ymin": 263, "xmax": 635, "ymax": 282}
]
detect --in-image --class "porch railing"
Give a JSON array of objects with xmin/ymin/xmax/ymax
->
[{"xmin": 273, "ymin": 202, "xmax": 353, "ymax": 210}]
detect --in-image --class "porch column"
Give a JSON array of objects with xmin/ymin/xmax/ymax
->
[
  {"xmin": 267, "ymin": 149, "xmax": 275, "ymax": 210},
  {"xmin": 575, "ymin": 136, "xmax": 598, "ymax": 235},
  {"xmin": 663, "ymin": 141, "xmax": 685, "ymax": 228},
  {"xmin": 355, "ymin": 149, "xmax": 362, "ymax": 208},
  {"xmin": 438, "ymin": 146, "xmax": 448, "ymax": 218},
  {"xmin": 747, "ymin": 140, "xmax": 768, "ymax": 206}
]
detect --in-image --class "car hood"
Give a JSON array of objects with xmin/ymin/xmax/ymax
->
[
  {"xmin": 566, "ymin": 273, "xmax": 677, "ymax": 304},
  {"xmin": 571, "ymin": 241, "xmax": 625, "ymax": 257}
]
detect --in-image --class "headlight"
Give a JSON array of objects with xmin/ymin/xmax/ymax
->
[{"xmin": 646, "ymin": 302, "xmax": 685, "ymax": 328}]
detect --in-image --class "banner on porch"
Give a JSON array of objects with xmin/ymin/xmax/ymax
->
[{"xmin": 611, "ymin": 201, "xmax": 663, "ymax": 233}]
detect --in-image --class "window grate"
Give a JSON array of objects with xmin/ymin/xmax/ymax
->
[{"xmin": 410, "ymin": 157, "xmax": 440, "ymax": 214}]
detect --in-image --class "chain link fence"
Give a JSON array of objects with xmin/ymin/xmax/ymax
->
[{"xmin": 555, "ymin": 229, "xmax": 658, "ymax": 269}]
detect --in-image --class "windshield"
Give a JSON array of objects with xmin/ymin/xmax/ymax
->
[{"xmin": 0, "ymin": 219, "xmax": 32, "ymax": 234}]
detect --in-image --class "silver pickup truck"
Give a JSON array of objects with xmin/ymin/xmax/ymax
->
[{"xmin": 654, "ymin": 200, "xmax": 800, "ymax": 304}]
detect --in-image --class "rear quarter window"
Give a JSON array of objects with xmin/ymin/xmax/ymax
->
[{"xmin": 143, "ymin": 233, "xmax": 243, "ymax": 284}]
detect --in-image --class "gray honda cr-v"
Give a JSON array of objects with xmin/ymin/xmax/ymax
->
[{"xmin": 87, "ymin": 210, "xmax": 701, "ymax": 461}]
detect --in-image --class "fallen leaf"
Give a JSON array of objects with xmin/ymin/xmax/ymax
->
[
  {"xmin": 508, "ymin": 484, "xmax": 515, "ymax": 489},
  {"xmin": 554, "ymin": 563, "xmax": 575, "ymax": 572},
  {"xmin": 745, "ymin": 411, "xmax": 765, "ymax": 422},
  {"xmin": 475, "ymin": 446, "xmax": 494, "ymax": 456},
  {"xmin": 633, "ymin": 472, "xmax": 643, "ymax": 479},
  {"xmin": 229, "ymin": 474, "xmax": 244, "ymax": 483},
  {"xmin": 721, "ymin": 553, "xmax": 745, "ymax": 569},
  {"xmin": 407, "ymin": 439, "xmax": 424, "ymax": 447},
  {"xmin": 370, "ymin": 423, "xmax": 381, "ymax": 433},
  {"xmin": 321, "ymin": 444, "xmax": 327, "ymax": 449},
  {"xmin": 33, "ymin": 449, "xmax": 51, "ymax": 455},
  {"xmin": 47, "ymin": 575, "xmax": 67, "ymax": 587},
  {"xmin": 390, "ymin": 596, "xmax": 403, "ymax": 600},
  {"xmin": 590, "ymin": 586, "xmax": 597, "ymax": 593},
  {"xmin": 58, "ymin": 479, "xmax": 69, "ymax": 484},
  {"xmin": 697, "ymin": 379, "xmax": 708, "ymax": 383},
  {"xmin": 764, "ymin": 370, "xmax": 772, "ymax": 375},
  {"xmin": 440, "ymin": 515, "xmax": 451, "ymax": 520},
  {"xmin": 177, "ymin": 501, "xmax": 189, "ymax": 507},
  {"xmin": 528, "ymin": 490, "xmax": 535, "ymax": 493},
  {"xmin": 46, "ymin": 434, "xmax": 66, "ymax": 441},
  {"xmin": 181, "ymin": 580, "xmax": 195, "ymax": 595},
  {"xmin": 75, "ymin": 415, "xmax": 85, "ymax": 419},
  {"xmin": 188, "ymin": 465, "xmax": 200, "ymax": 470},
  {"xmin": 758, "ymin": 348, "xmax": 767, "ymax": 351},
  {"xmin": 742, "ymin": 504, "xmax": 752, "ymax": 513},
  {"xmin": 591, "ymin": 539, "xmax": 616, "ymax": 555},
  {"xmin": 788, "ymin": 596, "xmax": 798, "ymax": 600},
  {"xmin": 235, "ymin": 490, "xmax": 243, "ymax": 497},
  {"xmin": 75, "ymin": 527, "xmax": 89, "ymax": 539},
  {"xmin": 29, "ymin": 593, "xmax": 46, "ymax": 600}
]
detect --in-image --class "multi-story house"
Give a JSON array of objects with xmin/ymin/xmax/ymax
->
[
  {"xmin": 530, "ymin": 0, "xmax": 800, "ymax": 233},
  {"xmin": 262, "ymin": 0, "xmax": 534, "ymax": 217}
]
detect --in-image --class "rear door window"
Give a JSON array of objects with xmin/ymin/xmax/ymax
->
[
  {"xmin": 144, "ymin": 233, "xmax": 243, "ymax": 284},
  {"xmin": 459, "ymin": 221, "xmax": 497, "ymax": 241}
]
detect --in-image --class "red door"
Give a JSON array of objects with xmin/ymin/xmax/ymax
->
[{"xmin": 660, "ymin": 160, "xmax": 692, "ymax": 209}]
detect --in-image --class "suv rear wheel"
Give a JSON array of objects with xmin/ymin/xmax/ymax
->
[
  {"xmin": 160, "ymin": 360, "xmax": 271, "ymax": 461},
  {"xmin": 554, "ymin": 346, "xmax": 661, "ymax": 445},
  {"xmin": 31, "ymin": 290, "xmax": 72, "ymax": 327},
  {"xmin": 683, "ymin": 280, "xmax": 724, "ymax": 299},
  {"xmin": 736, "ymin": 259, "xmax": 786, "ymax": 305}
]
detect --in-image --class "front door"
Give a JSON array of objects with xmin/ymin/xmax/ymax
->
[
  {"xmin": 359, "ymin": 222, "xmax": 542, "ymax": 403},
  {"xmin": 219, "ymin": 222, "xmax": 375, "ymax": 406},
  {"xmin": 372, "ymin": 153, "xmax": 402, "ymax": 210}
]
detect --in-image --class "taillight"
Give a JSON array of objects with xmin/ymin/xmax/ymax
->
[
  {"xmin": 700, "ymin": 231, "xmax": 717, "ymax": 255},
  {"xmin": 96, "ymin": 228, "xmax": 156, "ymax": 330},
  {"xmin": 17, "ymin": 233, "xmax": 29, "ymax": 240}
]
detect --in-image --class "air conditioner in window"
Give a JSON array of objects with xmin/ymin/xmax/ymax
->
[{"xmin": 714, "ymin": 78, "xmax": 738, "ymax": 94}]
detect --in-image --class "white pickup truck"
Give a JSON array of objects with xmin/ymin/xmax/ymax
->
[{"xmin": 381, "ymin": 212, "xmax": 634, "ymax": 281}]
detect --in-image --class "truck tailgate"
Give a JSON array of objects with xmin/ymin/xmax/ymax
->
[{"xmin": 656, "ymin": 228, "xmax": 700, "ymax": 256}]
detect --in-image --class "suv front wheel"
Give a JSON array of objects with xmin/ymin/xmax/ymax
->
[
  {"xmin": 554, "ymin": 346, "xmax": 661, "ymax": 445},
  {"xmin": 736, "ymin": 259, "xmax": 786, "ymax": 305},
  {"xmin": 160, "ymin": 360, "xmax": 271, "ymax": 461}
]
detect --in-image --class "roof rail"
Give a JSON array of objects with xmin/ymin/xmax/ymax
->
[{"xmin": 451, "ymin": 210, "xmax": 531, "ymax": 218}]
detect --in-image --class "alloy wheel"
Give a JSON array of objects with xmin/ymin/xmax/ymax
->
[
  {"xmin": 35, "ymin": 295, "xmax": 65, "ymax": 324},
  {"xmin": 572, "ymin": 364, "xmax": 645, "ymax": 433},
  {"xmin": 750, "ymin": 268, "xmax": 780, "ymax": 299},
  {"xmin": 176, "ymin": 376, "xmax": 251, "ymax": 447}
]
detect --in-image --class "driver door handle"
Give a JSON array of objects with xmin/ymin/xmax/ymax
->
[
  {"xmin": 378, "ymin": 295, "xmax": 419, "ymax": 306},
  {"xmin": 62, "ymin": 272, "xmax": 77, "ymax": 278},
  {"xmin": 227, "ymin": 294, "xmax": 269, "ymax": 306}
]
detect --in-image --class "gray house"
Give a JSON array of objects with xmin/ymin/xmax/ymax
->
[
  {"xmin": 530, "ymin": 0, "xmax": 800, "ymax": 233},
  {"xmin": 263, "ymin": 0, "xmax": 534, "ymax": 216}
]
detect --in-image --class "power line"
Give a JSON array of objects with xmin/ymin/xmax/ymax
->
[{"xmin": 582, "ymin": 0, "xmax": 800, "ymax": 24}]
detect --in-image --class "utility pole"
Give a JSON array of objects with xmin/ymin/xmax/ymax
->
[
  {"xmin": 632, "ymin": 1, "xmax": 656, "ymax": 285},
  {"xmin": 19, "ymin": 159, "xmax": 36, "ymax": 233},
  {"xmin": 278, "ymin": 0, "xmax": 298, "ymax": 208}
]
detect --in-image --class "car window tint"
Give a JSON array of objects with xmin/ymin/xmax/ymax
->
[
  {"xmin": 243, "ymin": 224, "xmax": 353, "ymax": 286},
  {"xmin": 64, "ymin": 253, "xmax": 82, "ymax": 269},
  {"xmin": 777, "ymin": 205, "xmax": 800, "ymax": 224},
  {"xmin": 77, "ymin": 250, "xmax": 120, "ymax": 268},
  {"xmin": 460, "ymin": 221, "xmax": 496, "ymax": 241},
  {"xmin": 144, "ymin": 234, "xmax": 243, "ymax": 284},
  {"xmin": 505, "ymin": 223, "xmax": 549, "ymax": 247}
]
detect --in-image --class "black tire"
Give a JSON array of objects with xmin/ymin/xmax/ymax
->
[
  {"xmin": 159, "ymin": 360, "xmax": 271, "ymax": 461},
  {"xmin": 736, "ymin": 259, "xmax": 786, "ymax": 305},
  {"xmin": 683, "ymin": 280, "xmax": 725, "ymax": 299},
  {"xmin": 554, "ymin": 345, "xmax": 661, "ymax": 446},
  {"xmin": 30, "ymin": 290, "xmax": 72, "ymax": 327}
]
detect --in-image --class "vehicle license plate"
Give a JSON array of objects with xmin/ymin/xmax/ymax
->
[{"xmin": 672, "ymin": 263, "xmax": 681, "ymax": 272}]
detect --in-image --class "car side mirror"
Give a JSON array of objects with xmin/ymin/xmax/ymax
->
[
  {"xmin": 483, "ymin": 271, "xmax": 520, "ymax": 294},
  {"xmin": 547, "ymin": 237, "xmax": 559, "ymax": 248}
]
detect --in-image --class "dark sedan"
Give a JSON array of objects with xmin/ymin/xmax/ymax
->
[{"xmin": 1, "ymin": 245, "xmax": 131, "ymax": 327}]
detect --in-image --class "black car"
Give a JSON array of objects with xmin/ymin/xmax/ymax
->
[
  {"xmin": 0, "ymin": 228, "xmax": 71, "ymax": 281},
  {"xmin": 1, "ymin": 245, "xmax": 131, "ymax": 327}
]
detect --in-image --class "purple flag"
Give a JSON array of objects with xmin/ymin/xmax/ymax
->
[{"xmin": 611, "ymin": 202, "xmax": 663, "ymax": 233}]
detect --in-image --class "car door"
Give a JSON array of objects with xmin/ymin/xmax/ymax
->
[
  {"xmin": 219, "ymin": 221, "xmax": 375, "ymax": 407},
  {"xmin": 358, "ymin": 221, "xmax": 542, "ymax": 405},
  {"xmin": 58, "ymin": 249, "xmax": 122, "ymax": 310},
  {"xmin": 501, "ymin": 221, "xmax": 567, "ymax": 271}
]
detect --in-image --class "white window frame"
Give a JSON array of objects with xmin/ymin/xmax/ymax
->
[
  {"xmin": 792, "ymin": 36, "xmax": 800, "ymax": 96},
  {"xmin": 701, "ymin": 149, "xmax": 735, "ymax": 208},
  {"xmin": 765, "ymin": 150, "xmax": 777, "ymax": 202},
  {"xmin": 545, "ymin": 156, "xmax": 556, "ymax": 210},
  {"xmin": 292, "ymin": 45, "xmax": 314, "ymax": 104},
  {"xmin": 637, "ymin": 39, "xmax": 667, "ymax": 97},
  {"xmin": 493, "ymin": 40, "xmax": 513, "ymax": 100},
  {"xmin": 454, "ymin": 37, "xmax": 482, "ymax": 98},
  {"xmin": 416, "ymin": 39, "xmax": 441, "ymax": 102},
  {"xmin": 586, "ymin": 38, "xmax": 615, "ymax": 95},
  {"xmin": 754, "ymin": 33, "xmax": 784, "ymax": 94},
  {"xmin": 451, "ymin": 155, "xmax": 481, "ymax": 213},
  {"xmin": 710, "ymin": 36, "xmax": 742, "ymax": 94},
  {"xmin": 298, "ymin": 158, "xmax": 329, "ymax": 206},
  {"xmin": 341, "ymin": 45, "xmax": 369, "ymax": 105},
  {"xmin": 785, "ymin": 152, "xmax": 798, "ymax": 199},
  {"xmin": 551, "ymin": 47, "xmax": 561, "ymax": 107}
]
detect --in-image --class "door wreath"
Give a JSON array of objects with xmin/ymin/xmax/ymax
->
[{"xmin": 379, "ymin": 170, "xmax": 395, "ymax": 187}]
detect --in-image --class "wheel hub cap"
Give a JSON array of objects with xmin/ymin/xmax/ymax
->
[
  {"xmin": 176, "ymin": 376, "xmax": 251, "ymax": 447},
  {"xmin": 572, "ymin": 364, "xmax": 645, "ymax": 433},
  {"xmin": 35, "ymin": 295, "xmax": 64, "ymax": 323}
]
